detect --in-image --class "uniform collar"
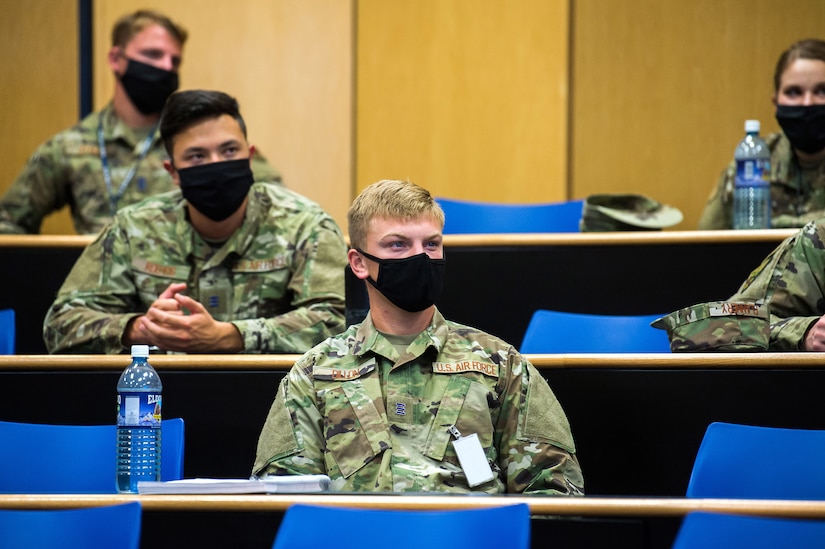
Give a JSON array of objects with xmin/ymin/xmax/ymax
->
[
  {"xmin": 99, "ymin": 102, "xmax": 160, "ymax": 149},
  {"xmin": 353, "ymin": 308, "xmax": 449, "ymax": 361}
]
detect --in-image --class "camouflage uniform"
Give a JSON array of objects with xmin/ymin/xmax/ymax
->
[
  {"xmin": 43, "ymin": 182, "xmax": 346, "ymax": 354},
  {"xmin": 0, "ymin": 103, "xmax": 282, "ymax": 235},
  {"xmin": 726, "ymin": 220, "xmax": 825, "ymax": 350},
  {"xmin": 253, "ymin": 309, "xmax": 584, "ymax": 495},
  {"xmin": 698, "ymin": 132, "xmax": 825, "ymax": 229}
]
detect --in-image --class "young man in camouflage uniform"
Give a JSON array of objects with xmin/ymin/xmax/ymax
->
[
  {"xmin": 43, "ymin": 90, "xmax": 346, "ymax": 354},
  {"xmin": 253, "ymin": 179, "xmax": 584, "ymax": 494},
  {"xmin": 0, "ymin": 9, "xmax": 279, "ymax": 235}
]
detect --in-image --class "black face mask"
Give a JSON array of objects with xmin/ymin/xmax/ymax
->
[
  {"xmin": 357, "ymin": 249, "xmax": 446, "ymax": 313},
  {"xmin": 178, "ymin": 159, "xmax": 254, "ymax": 221},
  {"xmin": 775, "ymin": 104, "xmax": 825, "ymax": 155},
  {"xmin": 118, "ymin": 57, "xmax": 179, "ymax": 115}
]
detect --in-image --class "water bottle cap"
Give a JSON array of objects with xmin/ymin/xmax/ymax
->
[
  {"xmin": 744, "ymin": 120, "xmax": 760, "ymax": 133},
  {"xmin": 131, "ymin": 344, "xmax": 150, "ymax": 358}
]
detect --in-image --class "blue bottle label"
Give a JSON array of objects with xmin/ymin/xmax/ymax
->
[
  {"xmin": 735, "ymin": 158, "xmax": 770, "ymax": 187},
  {"xmin": 117, "ymin": 392, "xmax": 162, "ymax": 427}
]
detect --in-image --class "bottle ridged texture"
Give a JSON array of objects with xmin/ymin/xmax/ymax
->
[
  {"xmin": 116, "ymin": 348, "xmax": 162, "ymax": 493},
  {"xmin": 733, "ymin": 121, "xmax": 771, "ymax": 230}
]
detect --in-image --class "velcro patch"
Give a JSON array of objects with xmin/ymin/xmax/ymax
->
[
  {"xmin": 313, "ymin": 358, "xmax": 376, "ymax": 381},
  {"xmin": 432, "ymin": 361, "xmax": 499, "ymax": 378},
  {"xmin": 132, "ymin": 258, "xmax": 187, "ymax": 279},
  {"xmin": 707, "ymin": 302, "xmax": 766, "ymax": 318},
  {"xmin": 233, "ymin": 256, "xmax": 288, "ymax": 273}
]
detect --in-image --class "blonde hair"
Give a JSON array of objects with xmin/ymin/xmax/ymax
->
[
  {"xmin": 348, "ymin": 180, "xmax": 445, "ymax": 250},
  {"xmin": 111, "ymin": 9, "xmax": 188, "ymax": 48}
]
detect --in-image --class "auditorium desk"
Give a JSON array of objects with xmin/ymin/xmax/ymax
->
[
  {"xmin": 2, "ymin": 353, "xmax": 824, "ymax": 502},
  {"xmin": 3, "ymin": 492, "xmax": 825, "ymax": 518},
  {"xmin": 436, "ymin": 230, "xmax": 796, "ymax": 345},
  {"xmin": 1, "ymin": 493, "xmax": 823, "ymax": 549},
  {"xmin": 1, "ymin": 230, "xmax": 794, "ymax": 353}
]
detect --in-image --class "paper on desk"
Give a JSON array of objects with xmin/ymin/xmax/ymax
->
[{"xmin": 137, "ymin": 475, "xmax": 331, "ymax": 494}]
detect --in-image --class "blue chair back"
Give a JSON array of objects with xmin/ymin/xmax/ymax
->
[
  {"xmin": 0, "ymin": 308, "xmax": 15, "ymax": 354},
  {"xmin": 686, "ymin": 422, "xmax": 825, "ymax": 499},
  {"xmin": 672, "ymin": 511, "xmax": 825, "ymax": 549},
  {"xmin": 437, "ymin": 198, "xmax": 583, "ymax": 233},
  {"xmin": 0, "ymin": 418, "xmax": 184, "ymax": 493},
  {"xmin": 272, "ymin": 503, "xmax": 530, "ymax": 549},
  {"xmin": 0, "ymin": 502, "xmax": 141, "ymax": 549},
  {"xmin": 519, "ymin": 309, "xmax": 672, "ymax": 353}
]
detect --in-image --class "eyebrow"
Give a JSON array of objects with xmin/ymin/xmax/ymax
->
[
  {"xmin": 137, "ymin": 48, "xmax": 182, "ymax": 67},
  {"xmin": 379, "ymin": 232, "xmax": 443, "ymax": 242},
  {"xmin": 181, "ymin": 139, "xmax": 242, "ymax": 155}
]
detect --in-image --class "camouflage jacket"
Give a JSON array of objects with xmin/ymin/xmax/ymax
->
[
  {"xmin": 43, "ymin": 183, "xmax": 346, "ymax": 354},
  {"xmin": 727, "ymin": 221, "xmax": 825, "ymax": 350},
  {"xmin": 252, "ymin": 309, "xmax": 584, "ymax": 495},
  {"xmin": 698, "ymin": 132, "xmax": 825, "ymax": 230},
  {"xmin": 0, "ymin": 103, "xmax": 281, "ymax": 235}
]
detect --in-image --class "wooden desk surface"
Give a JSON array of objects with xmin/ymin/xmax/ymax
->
[
  {"xmin": 0, "ymin": 229, "xmax": 797, "ymax": 249},
  {"xmin": 442, "ymin": 229, "xmax": 796, "ymax": 247},
  {"xmin": 0, "ymin": 352, "xmax": 823, "ymax": 371},
  {"xmin": 1, "ymin": 493, "xmax": 823, "ymax": 519}
]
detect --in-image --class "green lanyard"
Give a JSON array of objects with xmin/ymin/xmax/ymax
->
[{"xmin": 97, "ymin": 116, "xmax": 157, "ymax": 216}]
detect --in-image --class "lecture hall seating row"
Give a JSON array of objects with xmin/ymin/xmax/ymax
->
[{"xmin": 0, "ymin": 230, "xmax": 793, "ymax": 353}]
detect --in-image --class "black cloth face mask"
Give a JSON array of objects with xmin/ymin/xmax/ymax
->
[
  {"xmin": 118, "ymin": 57, "xmax": 179, "ymax": 115},
  {"xmin": 178, "ymin": 159, "xmax": 254, "ymax": 221},
  {"xmin": 357, "ymin": 249, "xmax": 446, "ymax": 313},
  {"xmin": 775, "ymin": 104, "xmax": 825, "ymax": 155}
]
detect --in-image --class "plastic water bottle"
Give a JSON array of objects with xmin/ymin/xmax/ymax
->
[
  {"xmin": 733, "ymin": 119, "xmax": 771, "ymax": 229},
  {"xmin": 116, "ymin": 344, "xmax": 162, "ymax": 493}
]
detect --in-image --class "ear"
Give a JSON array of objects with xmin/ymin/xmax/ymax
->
[
  {"xmin": 248, "ymin": 144, "xmax": 256, "ymax": 162},
  {"xmin": 108, "ymin": 46, "xmax": 124, "ymax": 73},
  {"xmin": 348, "ymin": 248, "xmax": 370, "ymax": 280},
  {"xmin": 163, "ymin": 160, "xmax": 180, "ymax": 186},
  {"xmin": 771, "ymin": 94, "xmax": 778, "ymax": 107}
]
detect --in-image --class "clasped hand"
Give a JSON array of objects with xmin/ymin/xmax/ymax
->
[{"xmin": 127, "ymin": 282, "xmax": 242, "ymax": 353}]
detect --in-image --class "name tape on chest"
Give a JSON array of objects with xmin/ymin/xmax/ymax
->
[
  {"xmin": 132, "ymin": 258, "xmax": 185, "ymax": 279},
  {"xmin": 432, "ymin": 361, "xmax": 499, "ymax": 377},
  {"xmin": 313, "ymin": 359, "xmax": 377, "ymax": 382},
  {"xmin": 233, "ymin": 256, "xmax": 288, "ymax": 273}
]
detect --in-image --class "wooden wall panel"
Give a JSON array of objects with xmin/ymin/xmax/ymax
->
[
  {"xmin": 94, "ymin": 0, "xmax": 354, "ymax": 229},
  {"xmin": 1, "ymin": 1, "xmax": 78, "ymax": 234},
  {"xmin": 356, "ymin": 0, "xmax": 570, "ymax": 203},
  {"xmin": 571, "ymin": 0, "xmax": 825, "ymax": 229}
]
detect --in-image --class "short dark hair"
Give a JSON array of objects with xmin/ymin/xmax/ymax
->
[{"xmin": 160, "ymin": 90, "xmax": 248, "ymax": 158}]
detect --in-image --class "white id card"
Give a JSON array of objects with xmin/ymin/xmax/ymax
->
[{"xmin": 451, "ymin": 433, "xmax": 495, "ymax": 487}]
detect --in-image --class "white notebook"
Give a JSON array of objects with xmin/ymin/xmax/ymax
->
[{"xmin": 137, "ymin": 475, "xmax": 331, "ymax": 494}]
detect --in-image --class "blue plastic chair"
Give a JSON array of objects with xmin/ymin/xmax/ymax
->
[
  {"xmin": 519, "ymin": 309, "xmax": 672, "ymax": 353},
  {"xmin": 0, "ymin": 308, "xmax": 14, "ymax": 354},
  {"xmin": 672, "ymin": 511, "xmax": 825, "ymax": 549},
  {"xmin": 0, "ymin": 418, "xmax": 184, "ymax": 493},
  {"xmin": 0, "ymin": 502, "xmax": 142, "ymax": 549},
  {"xmin": 686, "ymin": 422, "xmax": 825, "ymax": 499},
  {"xmin": 272, "ymin": 503, "xmax": 530, "ymax": 549},
  {"xmin": 437, "ymin": 197, "xmax": 583, "ymax": 233}
]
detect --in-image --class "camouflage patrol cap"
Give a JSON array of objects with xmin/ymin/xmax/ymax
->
[
  {"xmin": 579, "ymin": 193, "xmax": 683, "ymax": 232},
  {"xmin": 651, "ymin": 301, "xmax": 769, "ymax": 352}
]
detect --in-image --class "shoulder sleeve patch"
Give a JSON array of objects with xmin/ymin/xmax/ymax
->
[
  {"xmin": 522, "ymin": 364, "xmax": 576, "ymax": 453},
  {"xmin": 252, "ymin": 378, "xmax": 301, "ymax": 475}
]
